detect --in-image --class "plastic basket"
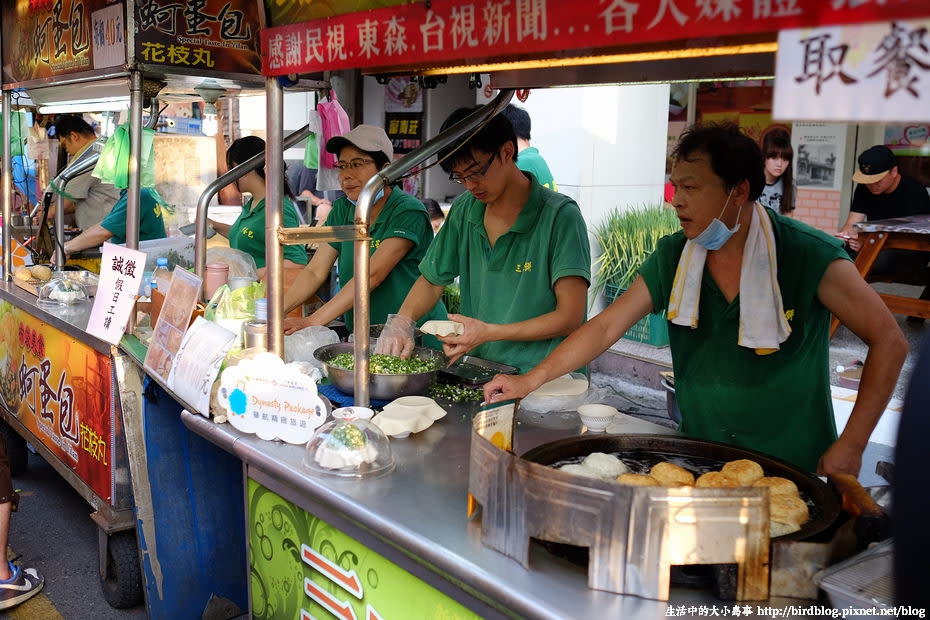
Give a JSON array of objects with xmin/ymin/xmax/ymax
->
[{"xmin": 606, "ymin": 285, "xmax": 670, "ymax": 347}]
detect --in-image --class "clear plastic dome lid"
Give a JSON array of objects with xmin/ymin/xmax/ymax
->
[
  {"xmin": 303, "ymin": 417, "xmax": 394, "ymax": 478},
  {"xmin": 37, "ymin": 277, "xmax": 88, "ymax": 307}
]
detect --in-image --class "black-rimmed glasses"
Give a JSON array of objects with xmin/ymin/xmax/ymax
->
[{"xmin": 449, "ymin": 152, "xmax": 497, "ymax": 185}]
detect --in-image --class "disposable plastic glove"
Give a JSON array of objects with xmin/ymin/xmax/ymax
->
[{"xmin": 374, "ymin": 314, "xmax": 416, "ymax": 358}]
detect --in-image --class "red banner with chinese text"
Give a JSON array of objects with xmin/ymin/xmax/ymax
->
[
  {"xmin": 260, "ymin": 0, "xmax": 930, "ymax": 76},
  {"xmin": 135, "ymin": 0, "xmax": 264, "ymax": 75},
  {"xmin": 0, "ymin": 302, "xmax": 113, "ymax": 503}
]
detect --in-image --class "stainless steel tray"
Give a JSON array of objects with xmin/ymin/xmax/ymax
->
[{"xmin": 439, "ymin": 355, "xmax": 517, "ymax": 385}]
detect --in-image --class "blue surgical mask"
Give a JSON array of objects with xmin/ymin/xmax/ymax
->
[
  {"xmin": 692, "ymin": 188, "xmax": 741, "ymax": 250},
  {"xmin": 347, "ymin": 187, "xmax": 385, "ymax": 206}
]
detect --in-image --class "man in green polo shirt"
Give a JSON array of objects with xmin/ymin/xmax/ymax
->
[
  {"xmin": 502, "ymin": 104, "xmax": 557, "ymax": 190},
  {"xmin": 377, "ymin": 106, "xmax": 590, "ymax": 374},
  {"xmin": 485, "ymin": 123, "xmax": 907, "ymax": 476},
  {"xmin": 62, "ymin": 187, "xmax": 167, "ymax": 256}
]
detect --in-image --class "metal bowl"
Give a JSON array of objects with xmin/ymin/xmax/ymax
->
[{"xmin": 314, "ymin": 342, "xmax": 447, "ymax": 401}]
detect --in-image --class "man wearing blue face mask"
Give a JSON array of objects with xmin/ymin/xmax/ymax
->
[
  {"xmin": 486, "ymin": 123, "xmax": 907, "ymax": 477},
  {"xmin": 282, "ymin": 125, "xmax": 446, "ymax": 341}
]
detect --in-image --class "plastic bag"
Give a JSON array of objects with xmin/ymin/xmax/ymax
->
[
  {"xmin": 206, "ymin": 246, "xmax": 258, "ymax": 280},
  {"xmin": 283, "ymin": 325, "xmax": 340, "ymax": 369},
  {"xmin": 304, "ymin": 133, "xmax": 319, "ymax": 169},
  {"xmin": 91, "ymin": 123, "xmax": 155, "ymax": 189},
  {"xmin": 317, "ymin": 90, "xmax": 351, "ymax": 169},
  {"xmin": 204, "ymin": 281, "xmax": 266, "ymax": 322}
]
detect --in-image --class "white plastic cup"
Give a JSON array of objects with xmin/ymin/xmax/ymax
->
[{"xmin": 228, "ymin": 276, "xmax": 254, "ymax": 291}]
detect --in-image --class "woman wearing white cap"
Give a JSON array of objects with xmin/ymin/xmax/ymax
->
[{"xmin": 283, "ymin": 125, "xmax": 446, "ymax": 340}]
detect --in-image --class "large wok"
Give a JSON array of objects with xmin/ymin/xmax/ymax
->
[{"xmin": 522, "ymin": 433, "xmax": 841, "ymax": 542}]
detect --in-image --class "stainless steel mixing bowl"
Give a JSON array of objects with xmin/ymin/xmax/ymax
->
[{"xmin": 314, "ymin": 342, "xmax": 447, "ymax": 401}]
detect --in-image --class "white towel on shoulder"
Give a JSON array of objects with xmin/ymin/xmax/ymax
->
[{"xmin": 667, "ymin": 203, "xmax": 791, "ymax": 354}]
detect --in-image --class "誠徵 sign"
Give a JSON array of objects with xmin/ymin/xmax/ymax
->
[
  {"xmin": 260, "ymin": 0, "xmax": 930, "ymax": 76},
  {"xmin": 774, "ymin": 17, "xmax": 930, "ymax": 122}
]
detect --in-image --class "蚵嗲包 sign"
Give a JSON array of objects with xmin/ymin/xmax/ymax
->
[
  {"xmin": 0, "ymin": 301, "xmax": 114, "ymax": 502},
  {"xmin": 774, "ymin": 18, "xmax": 930, "ymax": 122},
  {"xmin": 260, "ymin": 0, "xmax": 930, "ymax": 76}
]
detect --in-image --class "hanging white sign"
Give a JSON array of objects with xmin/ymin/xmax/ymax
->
[
  {"xmin": 87, "ymin": 243, "xmax": 145, "ymax": 345},
  {"xmin": 774, "ymin": 18, "xmax": 930, "ymax": 122}
]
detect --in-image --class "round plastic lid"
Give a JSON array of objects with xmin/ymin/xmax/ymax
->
[
  {"xmin": 303, "ymin": 417, "xmax": 394, "ymax": 478},
  {"xmin": 37, "ymin": 277, "xmax": 88, "ymax": 307}
]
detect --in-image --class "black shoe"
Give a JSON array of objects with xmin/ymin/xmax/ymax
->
[{"xmin": 0, "ymin": 562, "xmax": 44, "ymax": 610}]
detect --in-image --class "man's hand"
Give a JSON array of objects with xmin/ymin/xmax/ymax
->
[
  {"xmin": 436, "ymin": 313, "xmax": 493, "ymax": 366},
  {"xmin": 374, "ymin": 314, "xmax": 416, "ymax": 358},
  {"xmin": 283, "ymin": 316, "xmax": 312, "ymax": 335},
  {"xmin": 483, "ymin": 372, "xmax": 544, "ymax": 404},
  {"xmin": 817, "ymin": 437, "xmax": 863, "ymax": 477}
]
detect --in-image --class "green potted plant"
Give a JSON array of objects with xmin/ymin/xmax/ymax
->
[{"xmin": 591, "ymin": 203, "xmax": 680, "ymax": 345}]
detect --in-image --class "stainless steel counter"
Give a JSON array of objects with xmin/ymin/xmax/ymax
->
[{"xmin": 182, "ymin": 404, "xmax": 808, "ymax": 619}]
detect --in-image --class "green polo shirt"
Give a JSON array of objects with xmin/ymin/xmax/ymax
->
[
  {"xmin": 327, "ymin": 189, "xmax": 446, "ymax": 335},
  {"xmin": 516, "ymin": 147, "xmax": 557, "ymax": 191},
  {"xmin": 639, "ymin": 208, "xmax": 850, "ymax": 472},
  {"xmin": 419, "ymin": 174, "xmax": 590, "ymax": 373},
  {"xmin": 101, "ymin": 188, "xmax": 167, "ymax": 243},
  {"xmin": 229, "ymin": 197, "xmax": 308, "ymax": 269}
]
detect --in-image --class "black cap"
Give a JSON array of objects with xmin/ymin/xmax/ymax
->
[{"xmin": 853, "ymin": 145, "xmax": 896, "ymax": 184}]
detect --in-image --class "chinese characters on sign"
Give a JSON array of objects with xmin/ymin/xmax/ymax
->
[
  {"xmin": 134, "ymin": 0, "xmax": 264, "ymax": 75},
  {"xmin": 0, "ymin": 304, "xmax": 115, "ymax": 501},
  {"xmin": 91, "ymin": 3, "xmax": 125, "ymax": 69},
  {"xmin": 260, "ymin": 0, "xmax": 930, "ymax": 76},
  {"xmin": 775, "ymin": 18, "xmax": 930, "ymax": 121},
  {"xmin": 87, "ymin": 243, "xmax": 145, "ymax": 345},
  {"xmin": 0, "ymin": 0, "xmax": 111, "ymax": 81}
]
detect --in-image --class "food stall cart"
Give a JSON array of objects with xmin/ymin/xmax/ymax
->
[
  {"xmin": 0, "ymin": 0, "xmax": 299, "ymax": 613},
  {"xmin": 168, "ymin": 1, "xmax": 928, "ymax": 618}
]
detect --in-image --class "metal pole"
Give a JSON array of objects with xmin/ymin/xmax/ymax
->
[
  {"xmin": 265, "ymin": 77, "xmax": 285, "ymax": 357},
  {"xmin": 127, "ymin": 70, "xmax": 143, "ymax": 253},
  {"xmin": 2, "ymin": 91, "xmax": 11, "ymax": 280},
  {"xmin": 126, "ymin": 71, "xmax": 144, "ymax": 332},
  {"xmin": 686, "ymin": 82, "xmax": 697, "ymax": 127}
]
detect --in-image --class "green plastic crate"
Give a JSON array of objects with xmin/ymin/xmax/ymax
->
[{"xmin": 605, "ymin": 285, "xmax": 670, "ymax": 347}]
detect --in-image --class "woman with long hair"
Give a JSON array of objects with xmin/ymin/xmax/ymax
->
[{"xmin": 758, "ymin": 129, "xmax": 795, "ymax": 215}]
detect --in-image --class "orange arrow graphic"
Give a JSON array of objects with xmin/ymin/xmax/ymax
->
[{"xmin": 301, "ymin": 544, "xmax": 363, "ymax": 597}]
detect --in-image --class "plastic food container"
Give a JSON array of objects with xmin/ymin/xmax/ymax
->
[
  {"xmin": 814, "ymin": 540, "xmax": 893, "ymax": 616},
  {"xmin": 303, "ymin": 417, "xmax": 394, "ymax": 478},
  {"xmin": 37, "ymin": 278, "xmax": 88, "ymax": 308}
]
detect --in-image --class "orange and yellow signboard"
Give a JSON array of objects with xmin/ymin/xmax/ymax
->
[
  {"xmin": 0, "ymin": 301, "xmax": 114, "ymax": 502},
  {"xmin": 1, "ymin": 0, "xmax": 117, "ymax": 83}
]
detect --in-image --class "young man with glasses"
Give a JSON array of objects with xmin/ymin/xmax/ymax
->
[
  {"xmin": 283, "ymin": 125, "xmax": 446, "ymax": 340},
  {"xmin": 377, "ymin": 107, "xmax": 590, "ymax": 373}
]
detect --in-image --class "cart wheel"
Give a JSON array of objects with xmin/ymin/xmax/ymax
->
[
  {"xmin": 100, "ymin": 531, "xmax": 143, "ymax": 609},
  {"xmin": 0, "ymin": 422, "xmax": 27, "ymax": 477}
]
